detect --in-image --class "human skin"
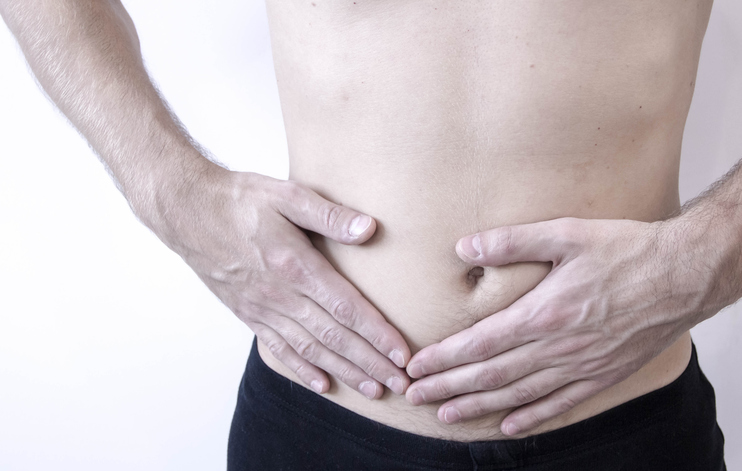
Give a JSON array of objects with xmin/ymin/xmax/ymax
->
[
  {"xmin": 3, "ymin": 0, "xmax": 740, "ymax": 444},
  {"xmin": 0, "ymin": 0, "xmax": 412, "ymax": 400},
  {"xmin": 405, "ymin": 202, "xmax": 742, "ymax": 436},
  {"xmin": 261, "ymin": 0, "xmax": 728, "ymax": 441}
]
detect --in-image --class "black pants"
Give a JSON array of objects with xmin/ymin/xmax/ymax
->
[{"xmin": 228, "ymin": 338, "xmax": 726, "ymax": 470}]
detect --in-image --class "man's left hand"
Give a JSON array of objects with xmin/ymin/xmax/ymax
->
[{"xmin": 404, "ymin": 216, "xmax": 711, "ymax": 436}]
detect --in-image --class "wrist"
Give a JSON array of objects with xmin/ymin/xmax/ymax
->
[
  {"xmin": 127, "ymin": 142, "xmax": 229, "ymax": 243},
  {"xmin": 666, "ymin": 204, "xmax": 742, "ymax": 323}
]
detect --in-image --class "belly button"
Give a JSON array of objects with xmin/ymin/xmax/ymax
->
[{"xmin": 467, "ymin": 266, "xmax": 484, "ymax": 286}]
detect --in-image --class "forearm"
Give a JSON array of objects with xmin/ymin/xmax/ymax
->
[
  {"xmin": 0, "ymin": 0, "xmax": 217, "ymax": 232},
  {"xmin": 668, "ymin": 158, "xmax": 742, "ymax": 320}
]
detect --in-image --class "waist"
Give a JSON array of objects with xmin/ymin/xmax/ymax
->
[
  {"xmin": 258, "ymin": 155, "xmax": 692, "ymax": 440},
  {"xmin": 248, "ymin": 338, "xmax": 709, "ymax": 463},
  {"xmin": 258, "ymin": 332, "xmax": 692, "ymax": 442}
]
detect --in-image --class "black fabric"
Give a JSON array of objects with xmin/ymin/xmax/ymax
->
[{"xmin": 228, "ymin": 338, "xmax": 726, "ymax": 471}]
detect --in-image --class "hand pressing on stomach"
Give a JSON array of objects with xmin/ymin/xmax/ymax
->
[
  {"xmin": 155, "ymin": 165, "xmax": 410, "ymax": 399},
  {"xmin": 404, "ymin": 215, "xmax": 721, "ymax": 435}
]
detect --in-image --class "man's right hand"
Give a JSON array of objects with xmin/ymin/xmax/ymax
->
[
  {"xmin": 153, "ymin": 163, "xmax": 410, "ymax": 399},
  {"xmin": 0, "ymin": 0, "xmax": 408, "ymax": 400}
]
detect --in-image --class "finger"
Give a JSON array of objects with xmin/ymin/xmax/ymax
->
[
  {"xmin": 271, "ymin": 316, "xmax": 385, "ymax": 400},
  {"xmin": 435, "ymin": 368, "xmax": 569, "ymax": 424},
  {"xmin": 500, "ymin": 380, "xmax": 606, "ymax": 436},
  {"xmin": 295, "ymin": 295, "xmax": 409, "ymax": 395},
  {"xmin": 301, "ymin": 249, "xmax": 411, "ymax": 369},
  {"xmin": 455, "ymin": 217, "xmax": 585, "ymax": 266},
  {"xmin": 406, "ymin": 342, "xmax": 541, "ymax": 405},
  {"xmin": 407, "ymin": 299, "xmax": 531, "ymax": 378},
  {"xmin": 272, "ymin": 179, "xmax": 377, "ymax": 244},
  {"xmin": 253, "ymin": 323, "xmax": 330, "ymax": 394}
]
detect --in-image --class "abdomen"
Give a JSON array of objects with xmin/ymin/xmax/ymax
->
[{"xmin": 257, "ymin": 0, "xmax": 710, "ymax": 440}]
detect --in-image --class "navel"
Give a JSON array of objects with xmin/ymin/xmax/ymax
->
[{"xmin": 466, "ymin": 266, "xmax": 485, "ymax": 287}]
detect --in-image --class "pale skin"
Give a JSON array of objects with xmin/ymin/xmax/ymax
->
[
  {"xmin": 405, "ymin": 204, "xmax": 742, "ymax": 435},
  {"xmin": 0, "ymin": 0, "xmax": 411, "ymax": 400},
  {"xmin": 2, "ymin": 0, "xmax": 740, "ymax": 443}
]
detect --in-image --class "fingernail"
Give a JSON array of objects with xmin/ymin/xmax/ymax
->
[
  {"xmin": 407, "ymin": 363, "xmax": 425, "ymax": 378},
  {"xmin": 504, "ymin": 423, "xmax": 520, "ymax": 436},
  {"xmin": 460, "ymin": 235, "xmax": 481, "ymax": 259},
  {"xmin": 359, "ymin": 381, "xmax": 377, "ymax": 399},
  {"xmin": 386, "ymin": 376, "xmax": 404, "ymax": 395},
  {"xmin": 409, "ymin": 389, "xmax": 426, "ymax": 406},
  {"xmin": 349, "ymin": 215, "xmax": 372, "ymax": 237},
  {"xmin": 388, "ymin": 349, "xmax": 405, "ymax": 368},
  {"xmin": 310, "ymin": 380, "xmax": 324, "ymax": 394},
  {"xmin": 444, "ymin": 407, "xmax": 462, "ymax": 424}
]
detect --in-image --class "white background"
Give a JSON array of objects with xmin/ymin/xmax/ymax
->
[{"xmin": 1, "ymin": 1, "xmax": 740, "ymax": 469}]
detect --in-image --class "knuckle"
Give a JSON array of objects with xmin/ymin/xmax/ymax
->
[
  {"xmin": 279, "ymin": 179, "xmax": 304, "ymax": 203},
  {"xmin": 434, "ymin": 380, "xmax": 453, "ymax": 399},
  {"xmin": 362, "ymin": 357, "xmax": 383, "ymax": 378},
  {"xmin": 467, "ymin": 397, "xmax": 488, "ymax": 417},
  {"xmin": 294, "ymin": 304, "xmax": 314, "ymax": 324},
  {"xmin": 237, "ymin": 171, "xmax": 269, "ymax": 204},
  {"xmin": 294, "ymin": 337, "xmax": 319, "ymax": 361},
  {"xmin": 555, "ymin": 394, "xmax": 578, "ymax": 415},
  {"xmin": 513, "ymin": 384, "xmax": 539, "ymax": 404},
  {"xmin": 271, "ymin": 251, "xmax": 309, "ymax": 285},
  {"xmin": 478, "ymin": 366, "xmax": 505, "ymax": 390},
  {"xmin": 495, "ymin": 226, "xmax": 515, "ymax": 257},
  {"xmin": 318, "ymin": 326, "xmax": 346, "ymax": 351},
  {"xmin": 255, "ymin": 282, "xmax": 282, "ymax": 303},
  {"xmin": 523, "ymin": 409, "xmax": 543, "ymax": 429},
  {"xmin": 329, "ymin": 298, "xmax": 358, "ymax": 326},
  {"xmin": 262, "ymin": 178, "xmax": 295, "ymax": 211},
  {"xmin": 283, "ymin": 258, "xmax": 309, "ymax": 284},
  {"xmin": 466, "ymin": 336, "xmax": 494, "ymax": 361},
  {"xmin": 318, "ymin": 202, "xmax": 346, "ymax": 232},
  {"xmin": 265, "ymin": 338, "xmax": 286, "ymax": 358},
  {"xmin": 333, "ymin": 364, "xmax": 355, "ymax": 384},
  {"xmin": 264, "ymin": 247, "xmax": 291, "ymax": 270},
  {"xmin": 365, "ymin": 330, "xmax": 385, "ymax": 350},
  {"xmin": 294, "ymin": 363, "xmax": 307, "ymax": 377},
  {"xmin": 532, "ymin": 307, "xmax": 568, "ymax": 333}
]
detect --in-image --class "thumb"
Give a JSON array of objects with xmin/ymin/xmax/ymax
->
[
  {"xmin": 456, "ymin": 217, "xmax": 583, "ymax": 266},
  {"xmin": 273, "ymin": 180, "xmax": 377, "ymax": 244}
]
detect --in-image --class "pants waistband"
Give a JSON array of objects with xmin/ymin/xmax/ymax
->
[{"xmin": 245, "ymin": 337, "xmax": 699, "ymax": 467}]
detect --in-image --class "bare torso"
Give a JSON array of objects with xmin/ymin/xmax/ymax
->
[{"xmin": 256, "ymin": 0, "xmax": 713, "ymax": 440}]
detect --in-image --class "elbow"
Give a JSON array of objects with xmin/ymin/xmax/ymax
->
[{"xmin": 110, "ymin": 0, "xmax": 141, "ymax": 55}]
